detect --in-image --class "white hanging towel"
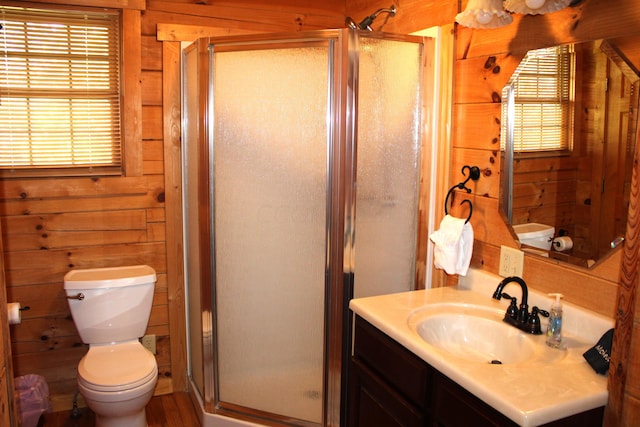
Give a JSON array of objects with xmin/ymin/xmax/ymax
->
[{"xmin": 429, "ymin": 214, "xmax": 474, "ymax": 276}]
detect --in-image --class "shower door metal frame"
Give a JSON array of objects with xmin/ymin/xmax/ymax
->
[{"xmin": 188, "ymin": 28, "xmax": 426, "ymax": 427}]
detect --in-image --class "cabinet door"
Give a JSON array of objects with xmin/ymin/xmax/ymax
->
[
  {"xmin": 349, "ymin": 359, "xmax": 426, "ymax": 427},
  {"xmin": 353, "ymin": 317, "xmax": 431, "ymax": 408},
  {"xmin": 431, "ymin": 372, "xmax": 518, "ymax": 427}
]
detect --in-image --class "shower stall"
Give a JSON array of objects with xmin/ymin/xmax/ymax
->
[{"xmin": 182, "ymin": 28, "xmax": 433, "ymax": 427}]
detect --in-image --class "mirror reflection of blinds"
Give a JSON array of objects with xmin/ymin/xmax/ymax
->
[
  {"xmin": 511, "ymin": 45, "xmax": 573, "ymax": 152},
  {"xmin": 0, "ymin": 6, "xmax": 121, "ymax": 175}
]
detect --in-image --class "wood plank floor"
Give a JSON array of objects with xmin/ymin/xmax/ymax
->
[{"xmin": 38, "ymin": 392, "xmax": 201, "ymax": 427}]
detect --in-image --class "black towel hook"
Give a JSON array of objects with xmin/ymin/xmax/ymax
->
[{"xmin": 444, "ymin": 165, "xmax": 481, "ymax": 223}]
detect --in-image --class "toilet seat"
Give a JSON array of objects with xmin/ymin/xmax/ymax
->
[{"xmin": 78, "ymin": 341, "xmax": 157, "ymax": 392}]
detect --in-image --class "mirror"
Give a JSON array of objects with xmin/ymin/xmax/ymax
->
[{"xmin": 501, "ymin": 36, "xmax": 640, "ymax": 268}]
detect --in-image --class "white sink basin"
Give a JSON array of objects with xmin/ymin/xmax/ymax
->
[
  {"xmin": 415, "ymin": 312, "xmax": 536, "ymax": 364},
  {"xmin": 408, "ymin": 303, "xmax": 565, "ymax": 365}
]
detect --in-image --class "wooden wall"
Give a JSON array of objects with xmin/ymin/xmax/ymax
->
[
  {"xmin": 0, "ymin": 0, "xmax": 344, "ymax": 413},
  {"xmin": 0, "ymin": 223, "xmax": 17, "ymax": 427}
]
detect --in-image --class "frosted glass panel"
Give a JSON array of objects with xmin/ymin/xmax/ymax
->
[
  {"xmin": 211, "ymin": 46, "xmax": 328, "ymax": 423},
  {"xmin": 182, "ymin": 45, "xmax": 204, "ymax": 398},
  {"xmin": 354, "ymin": 38, "xmax": 422, "ymax": 298}
]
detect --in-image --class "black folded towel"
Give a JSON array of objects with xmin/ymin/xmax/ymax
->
[{"xmin": 583, "ymin": 328, "xmax": 614, "ymax": 375}]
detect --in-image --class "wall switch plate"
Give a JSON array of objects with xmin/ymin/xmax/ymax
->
[
  {"xmin": 141, "ymin": 334, "xmax": 156, "ymax": 355},
  {"xmin": 499, "ymin": 245, "xmax": 524, "ymax": 277}
]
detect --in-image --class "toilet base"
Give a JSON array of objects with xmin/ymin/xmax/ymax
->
[
  {"xmin": 79, "ymin": 377, "xmax": 155, "ymax": 427},
  {"xmin": 95, "ymin": 410, "xmax": 147, "ymax": 427}
]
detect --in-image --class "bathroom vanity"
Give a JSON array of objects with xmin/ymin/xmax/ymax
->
[{"xmin": 347, "ymin": 269, "xmax": 613, "ymax": 427}]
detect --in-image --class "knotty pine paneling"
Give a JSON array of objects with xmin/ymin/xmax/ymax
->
[
  {"xmin": 627, "ymin": 321, "xmax": 640, "ymax": 397},
  {"xmin": 123, "ymin": 9, "xmax": 143, "ymax": 178},
  {"xmin": 453, "ymin": 103, "xmax": 502, "ymax": 150},
  {"xmin": 143, "ymin": 107, "xmax": 164, "ymax": 140},
  {"xmin": 454, "ymin": 54, "xmax": 521, "ymax": 104},
  {"xmin": 159, "ymin": 0, "xmax": 346, "ymax": 15},
  {"xmin": 143, "ymin": 141, "xmax": 166, "ymax": 176},
  {"xmin": 142, "ymin": 35, "xmax": 163, "ymax": 71},
  {"xmin": 0, "ymin": 220, "xmax": 17, "ymax": 426},
  {"xmin": 0, "ymin": 193, "xmax": 161, "ymax": 217},
  {"xmin": 450, "ymin": 148, "xmax": 498, "ymax": 198},
  {"xmin": 144, "ymin": 140, "xmax": 165, "ymax": 161},
  {"xmin": 142, "ymin": 71, "xmax": 163, "ymax": 106},
  {"xmin": 0, "ymin": 176, "xmax": 152, "ymax": 200},
  {"xmin": 161, "ymin": 39, "xmax": 188, "ymax": 393},
  {"xmin": 346, "ymin": 0, "xmax": 456, "ymax": 35}
]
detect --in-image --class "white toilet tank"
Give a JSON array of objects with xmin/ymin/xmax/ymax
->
[{"xmin": 64, "ymin": 265, "xmax": 157, "ymax": 345}]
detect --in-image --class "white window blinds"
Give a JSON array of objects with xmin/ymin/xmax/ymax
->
[
  {"xmin": 0, "ymin": 5, "xmax": 121, "ymax": 175},
  {"xmin": 509, "ymin": 45, "xmax": 574, "ymax": 152}
]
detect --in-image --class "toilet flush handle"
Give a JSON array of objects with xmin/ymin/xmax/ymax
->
[{"xmin": 66, "ymin": 293, "xmax": 85, "ymax": 301}]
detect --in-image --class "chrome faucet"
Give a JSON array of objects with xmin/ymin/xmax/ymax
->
[{"xmin": 492, "ymin": 276, "xmax": 548, "ymax": 334}]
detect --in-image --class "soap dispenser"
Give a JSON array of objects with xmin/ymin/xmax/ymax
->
[{"xmin": 546, "ymin": 293, "xmax": 563, "ymax": 348}]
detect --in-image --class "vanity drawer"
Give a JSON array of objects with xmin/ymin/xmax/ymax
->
[{"xmin": 353, "ymin": 316, "xmax": 432, "ymax": 409}]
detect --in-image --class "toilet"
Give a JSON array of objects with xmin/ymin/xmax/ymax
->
[
  {"xmin": 64, "ymin": 265, "xmax": 158, "ymax": 427},
  {"xmin": 512, "ymin": 222, "xmax": 555, "ymax": 251}
]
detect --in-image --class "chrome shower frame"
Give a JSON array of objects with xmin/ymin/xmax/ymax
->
[{"xmin": 182, "ymin": 28, "xmax": 428, "ymax": 427}]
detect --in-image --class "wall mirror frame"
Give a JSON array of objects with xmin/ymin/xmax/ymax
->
[{"xmin": 500, "ymin": 36, "xmax": 640, "ymax": 268}]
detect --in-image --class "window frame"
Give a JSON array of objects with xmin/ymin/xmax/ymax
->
[
  {"xmin": 0, "ymin": 1, "xmax": 141, "ymax": 178},
  {"xmin": 503, "ymin": 44, "xmax": 576, "ymax": 157}
]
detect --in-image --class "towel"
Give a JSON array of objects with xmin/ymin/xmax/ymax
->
[
  {"xmin": 430, "ymin": 214, "xmax": 474, "ymax": 276},
  {"xmin": 583, "ymin": 328, "xmax": 614, "ymax": 375}
]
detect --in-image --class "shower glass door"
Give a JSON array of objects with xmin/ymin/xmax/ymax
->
[
  {"xmin": 182, "ymin": 29, "xmax": 427, "ymax": 427},
  {"xmin": 352, "ymin": 36, "xmax": 423, "ymax": 299},
  {"xmin": 211, "ymin": 36, "xmax": 331, "ymax": 425}
]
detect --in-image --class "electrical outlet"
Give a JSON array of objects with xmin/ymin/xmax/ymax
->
[
  {"xmin": 499, "ymin": 245, "xmax": 524, "ymax": 277},
  {"xmin": 141, "ymin": 334, "xmax": 156, "ymax": 355}
]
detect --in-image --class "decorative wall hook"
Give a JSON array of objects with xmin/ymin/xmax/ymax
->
[{"xmin": 444, "ymin": 165, "xmax": 481, "ymax": 223}]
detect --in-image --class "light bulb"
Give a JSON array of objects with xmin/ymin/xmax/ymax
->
[
  {"xmin": 525, "ymin": 0, "xmax": 546, "ymax": 9},
  {"xmin": 475, "ymin": 11, "xmax": 494, "ymax": 24}
]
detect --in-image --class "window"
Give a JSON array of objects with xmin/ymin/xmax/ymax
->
[
  {"xmin": 504, "ymin": 45, "xmax": 574, "ymax": 153},
  {"xmin": 0, "ymin": 5, "xmax": 121, "ymax": 176}
]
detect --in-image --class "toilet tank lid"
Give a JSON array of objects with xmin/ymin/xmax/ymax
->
[{"xmin": 64, "ymin": 265, "xmax": 156, "ymax": 290}]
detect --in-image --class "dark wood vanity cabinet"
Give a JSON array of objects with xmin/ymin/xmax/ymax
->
[{"xmin": 348, "ymin": 315, "xmax": 605, "ymax": 427}]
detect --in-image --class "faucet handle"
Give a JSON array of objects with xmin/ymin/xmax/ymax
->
[
  {"xmin": 525, "ymin": 306, "xmax": 549, "ymax": 335},
  {"xmin": 536, "ymin": 307, "xmax": 549, "ymax": 318},
  {"xmin": 501, "ymin": 292, "xmax": 519, "ymax": 320}
]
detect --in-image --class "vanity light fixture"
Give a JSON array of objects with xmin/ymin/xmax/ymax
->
[
  {"xmin": 455, "ymin": 0, "xmax": 513, "ymax": 29},
  {"xmin": 504, "ymin": 0, "xmax": 572, "ymax": 15}
]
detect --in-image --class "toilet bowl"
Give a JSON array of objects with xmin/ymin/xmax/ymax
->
[
  {"xmin": 77, "ymin": 341, "xmax": 157, "ymax": 427},
  {"xmin": 64, "ymin": 265, "xmax": 158, "ymax": 427}
]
